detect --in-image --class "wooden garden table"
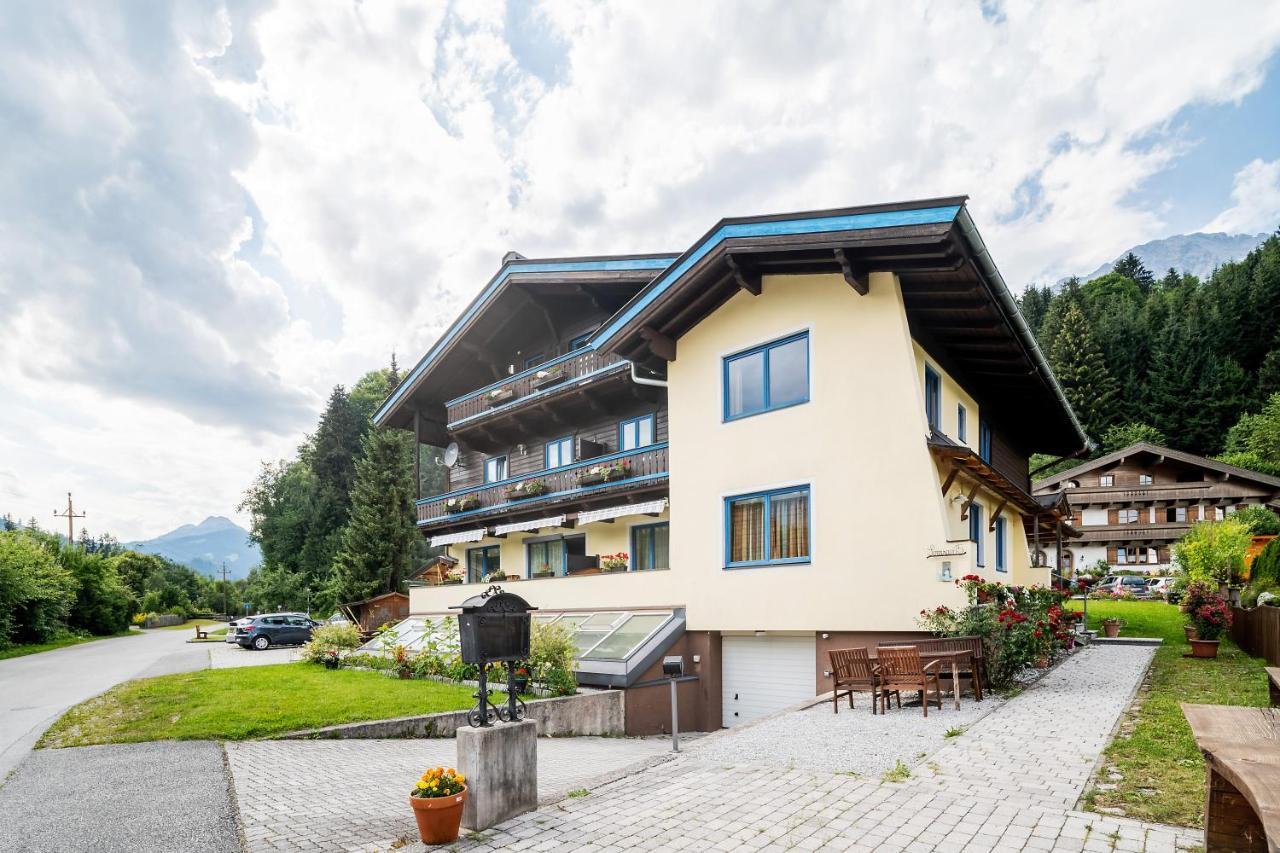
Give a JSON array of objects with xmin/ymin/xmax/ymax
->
[{"xmin": 1182, "ymin": 703, "xmax": 1280, "ymax": 852}]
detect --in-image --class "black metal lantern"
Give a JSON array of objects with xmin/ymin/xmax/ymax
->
[{"xmin": 452, "ymin": 585, "xmax": 537, "ymax": 727}]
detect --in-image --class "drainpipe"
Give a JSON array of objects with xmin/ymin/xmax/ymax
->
[
  {"xmin": 954, "ymin": 208, "xmax": 1096, "ymax": 457},
  {"xmin": 628, "ymin": 361, "xmax": 668, "ymax": 388}
]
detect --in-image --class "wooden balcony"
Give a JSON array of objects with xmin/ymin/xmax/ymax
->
[
  {"xmin": 446, "ymin": 348, "xmax": 630, "ymax": 427},
  {"xmin": 417, "ymin": 442, "xmax": 669, "ymax": 530}
]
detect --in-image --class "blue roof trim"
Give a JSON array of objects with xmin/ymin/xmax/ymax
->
[
  {"xmin": 375, "ymin": 256, "xmax": 676, "ymax": 425},
  {"xmin": 590, "ymin": 205, "xmax": 962, "ymax": 348}
]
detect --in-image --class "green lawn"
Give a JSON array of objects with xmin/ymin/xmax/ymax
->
[
  {"xmin": 1069, "ymin": 599, "xmax": 1267, "ymax": 827},
  {"xmin": 0, "ymin": 630, "xmax": 139, "ymax": 661},
  {"xmin": 38, "ymin": 663, "xmax": 486, "ymax": 748}
]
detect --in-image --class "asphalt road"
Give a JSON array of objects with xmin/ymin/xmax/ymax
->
[
  {"xmin": 0, "ymin": 627, "xmax": 210, "ymax": 781},
  {"xmin": 0, "ymin": 741, "xmax": 239, "ymax": 853}
]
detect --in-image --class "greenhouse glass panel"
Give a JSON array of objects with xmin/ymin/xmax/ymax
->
[{"xmin": 581, "ymin": 614, "xmax": 669, "ymax": 660}]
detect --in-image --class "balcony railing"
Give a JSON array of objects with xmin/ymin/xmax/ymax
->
[
  {"xmin": 446, "ymin": 348, "xmax": 628, "ymax": 426},
  {"xmin": 417, "ymin": 442, "xmax": 669, "ymax": 525}
]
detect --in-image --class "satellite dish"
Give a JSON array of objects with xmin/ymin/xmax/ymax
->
[{"xmin": 443, "ymin": 442, "xmax": 460, "ymax": 468}]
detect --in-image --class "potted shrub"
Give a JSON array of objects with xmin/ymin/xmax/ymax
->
[
  {"xmin": 393, "ymin": 645, "xmax": 413, "ymax": 679},
  {"xmin": 323, "ymin": 649, "xmax": 341, "ymax": 670},
  {"xmin": 409, "ymin": 767, "xmax": 468, "ymax": 844},
  {"xmin": 513, "ymin": 666, "xmax": 530, "ymax": 694},
  {"xmin": 1101, "ymin": 617, "xmax": 1122, "ymax": 638},
  {"xmin": 601, "ymin": 552, "xmax": 628, "ymax": 573},
  {"xmin": 1188, "ymin": 595, "xmax": 1233, "ymax": 659}
]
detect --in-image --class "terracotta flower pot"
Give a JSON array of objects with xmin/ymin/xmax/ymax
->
[
  {"xmin": 409, "ymin": 787, "xmax": 467, "ymax": 845},
  {"xmin": 398, "ymin": 669, "xmax": 412, "ymax": 680},
  {"xmin": 1102, "ymin": 620, "xmax": 1121, "ymax": 638},
  {"xmin": 1183, "ymin": 624, "xmax": 1198, "ymax": 641},
  {"xmin": 1189, "ymin": 639, "xmax": 1220, "ymax": 659}
]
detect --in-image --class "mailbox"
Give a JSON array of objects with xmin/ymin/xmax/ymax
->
[
  {"xmin": 663, "ymin": 655, "xmax": 685, "ymax": 678},
  {"xmin": 455, "ymin": 587, "xmax": 536, "ymax": 665},
  {"xmin": 452, "ymin": 585, "xmax": 538, "ymax": 727}
]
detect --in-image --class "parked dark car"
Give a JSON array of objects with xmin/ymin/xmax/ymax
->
[{"xmin": 235, "ymin": 613, "xmax": 320, "ymax": 650}]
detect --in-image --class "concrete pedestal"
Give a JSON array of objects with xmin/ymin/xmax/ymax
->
[{"xmin": 457, "ymin": 720, "xmax": 537, "ymax": 831}]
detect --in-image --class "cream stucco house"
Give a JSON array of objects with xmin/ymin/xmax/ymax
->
[{"xmin": 374, "ymin": 197, "xmax": 1087, "ymax": 732}]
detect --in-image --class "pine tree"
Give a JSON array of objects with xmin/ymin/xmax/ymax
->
[
  {"xmin": 1112, "ymin": 252, "xmax": 1155, "ymax": 293},
  {"xmin": 298, "ymin": 386, "xmax": 363, "ymax": 580},
  {"xmin": 1049, "ymin": 303, "xmax": 1120, "ymax": 442},
  {"xmin": 328, "ymin": 424, "xmax": 418, "ymax": 605}
]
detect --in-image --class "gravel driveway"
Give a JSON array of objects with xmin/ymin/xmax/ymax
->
[
  {"xmin": 0, "ymin": 741, "xmax": 239, "ymax": 853},
  {"xmin": 687, "ymin": 689, "xmax": 1004, "ymax": 777},
  {"xmin": 207, "ymin": 640, "xmax": 302, "ymax": 669}
]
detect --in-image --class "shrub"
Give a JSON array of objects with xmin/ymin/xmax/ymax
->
[
  {"xmin": 1174, "ymin": 519, "xmax": 1251, "ymax": 584},
  {"xmin": 301, "ymin": 623, "xmax": 362, "ymax": 663},
  {"xmin": 1235, "ymin": 505, "xmax": 1280, "ymax": 536},
  {"xmin": 0, "ymin": 531, "xmax": 76, "ymax": 647},
  {"xmin": 528, "ymin": 620, "xmax": 577, "ymax": 696},
  {"xmin": 1253, "ymin": 539, "xmax": 1280, "ymax": 586}
]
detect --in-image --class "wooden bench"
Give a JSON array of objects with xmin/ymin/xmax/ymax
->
[
  {"xmin": 194, "ymin": 625, "xmax": 209, "ymax": 640},
  {"xmin": 1182, "ymin": 703, "xmax": 1280, "ymax": 852},
  {"xmin": 1266, "ymin": 668, "xmax": 1280, "ymax": 708}
]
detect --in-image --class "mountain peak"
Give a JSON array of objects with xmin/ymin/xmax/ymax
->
[
  {"xmin": 124, "ymin": 516, "xmax": 260, "ymax": 580},
  {"xmin": 1084, "ymin": 230, "xmax": 1270, "ymax": 282}
]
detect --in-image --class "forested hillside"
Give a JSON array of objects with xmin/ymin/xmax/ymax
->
[
  {"xmin": 1018, "ymin": 231, "xmax": 1280, "ymax": 476},
  {"xmin": 238, "ymin": 360, "xmax": 440, "ymax": 617}
]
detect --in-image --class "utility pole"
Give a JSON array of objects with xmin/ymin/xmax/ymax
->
[
  {"xmin": 53, "ymin": 492, "xmax": 85, "ymax": 546},
  {"xmin": 218, "ymin": 563, "xmax": 231, "ymax": 620}
]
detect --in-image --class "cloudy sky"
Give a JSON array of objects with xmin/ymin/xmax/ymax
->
[{"xmin": 2, "ymin": 0, "xmax": 1280, "ymax": 541}]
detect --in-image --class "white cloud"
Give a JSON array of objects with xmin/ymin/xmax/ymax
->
[
  {"xmin": 2, "ymin": 0, "xmax": 1280, "ymax": 538},
  {"xmin": 1205, "ymin": 158, "xmax": 1280, "ymax": 234}
]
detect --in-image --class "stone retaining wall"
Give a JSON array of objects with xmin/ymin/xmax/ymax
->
[{"xmin": 276, "ymin": 688, "xmax": 623, "ymax": 740}]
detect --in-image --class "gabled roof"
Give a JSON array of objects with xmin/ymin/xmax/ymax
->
[
  {"xmin": 374, "ymin": 254, "xmax": 676, "ymax": 429},
  {"xmin": 594, "ymin": 197, "xmax": 1090, "ymax": 456},
  {"xmin": 1034, "ymin": 442, "xmax": 1280, "ymax": 491}
]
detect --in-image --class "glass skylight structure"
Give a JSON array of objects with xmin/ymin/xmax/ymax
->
[{"xmin": 360, "ymin": 609, "xmax": 685, "ymax": 687}]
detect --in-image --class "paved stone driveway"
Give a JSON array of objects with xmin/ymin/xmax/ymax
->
[
  {"xmin": 402, "ymin": 646, "xmax": 1200, "ymax": 852},
  {"xmin": 226, "ymin": 736, "xmax": 672, "ymax": 852}
]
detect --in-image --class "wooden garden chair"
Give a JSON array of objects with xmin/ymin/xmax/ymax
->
[
  {"xmin": 827, "ymin": 647, "xmax": 893, "ymax": 714},
  {"xmin": 876, "ymin": 645, "xmax": 944, "ymax": 717},
  {"xmin": 915, "ymin": 637, "xmax": 983, "ymax": 702}
]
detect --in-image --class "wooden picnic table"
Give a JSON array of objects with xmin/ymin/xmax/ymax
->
[
  {"xmin": 1182, "ymin": 703, "xmax": 1280, "ymax": 852},
  {"xmin": 871, "ymin": 648, "xmax": 969, "ymax": 710}
]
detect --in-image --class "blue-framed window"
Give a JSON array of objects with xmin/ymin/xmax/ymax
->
[
  {"xmin": 484, "ymin": 455, "xmax": 508, "ymax": 483},
  {"xmin": 526, "ymin": 534, "xmax": 585, "ymax": 578},
  {"xmin": 979, "ymin": 419, "xmax": 992, "ymax": 462},
  {"xmin": 568, "ymin": 330, "xmax": 594, "ymax": 351},
  {"xmin": 969, "ymin": 502, "xmax": 985, "ymax": 567},
  {"xmin": 523, "ymin": 353, "xmax": 546, "ymax": 370},
  {"xmin": 723, "ymin": 332, "xmax": 809, "ymax": 421},
  {"xmin": 619, "ymin": 414, "xmax": 655, "ymax": 451},
  {"xmin": 994, "ymin": 516, "xmax": 1007, "ymax": 572},
  {"xmin": 466, "ymin": 545, "xmax": 501, "ymax": 583},
  {"xmin": 924, "ymin": 364, "xmax": 941, "ymax": 430},
  {"xmin": 631, "ymin": 522, "xmax": 669, "ymax": 572},
  {"xmin": 725, "ymin": 485, "xmax": 811, "ymax": 568},
  {"xmin": 545, "ymin": 436, "xmax": 573, "ymax": 469},
  {"xmin": 957, "ymin": 404, "xmax": 967, "ymax": 443}
]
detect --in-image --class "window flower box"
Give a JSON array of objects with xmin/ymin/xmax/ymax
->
[
  {"xmin": 507, "ymin": 480, "xmax": 548, "ymax": 500},
  {"xmin": 531, "ymin": 369, "xmax": 566, "ymax": 391},
  {"xmin": 486, "ymin": 388, "xmax": 515, "ymax": 407},
  {"xmin": 601, "ymin": 552, "xmax": 628, "ymax": 572},
  {"xmin": 531, "ymin": 568, "xmax": 555, "ymax": 579},
  {"xmin": 578, "ymin": 461, "xmax": 631, "ymax": 486},
  {"xmin": 445, "ymin": 496, "xmax": 482, "ymax": 513}
]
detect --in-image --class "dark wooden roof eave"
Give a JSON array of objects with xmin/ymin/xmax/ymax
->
[{"xmin": 928, "ymin": 438, "xmax": 1076, "ymax": 536}]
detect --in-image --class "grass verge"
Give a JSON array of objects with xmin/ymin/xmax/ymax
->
[
  {"xmin": 38, "ymin": 662, "xmax": 485, "ymax": 747},
  {"xmin": 0, "ymin": 629, "xmax": 139, "ymax": 661},
  {"xmin": 1069, "ymin": 599, "xmax": 1266, "ymax": 827}
]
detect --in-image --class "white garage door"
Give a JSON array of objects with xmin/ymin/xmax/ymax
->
[{"xmin": 721, "ymin": 634, "xmax": 817, "ymax": 727}]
